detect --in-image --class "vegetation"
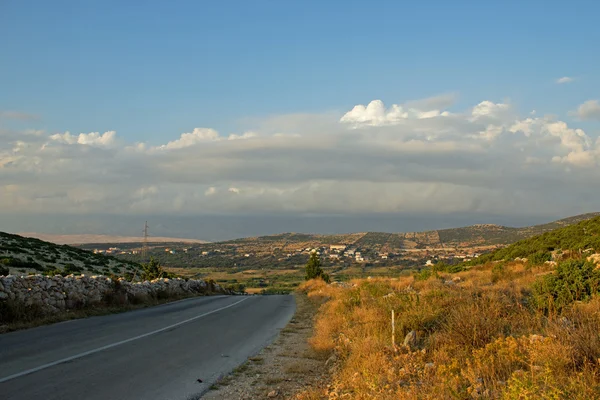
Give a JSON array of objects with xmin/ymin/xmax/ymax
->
[
  {"xmin": 466, "ymin": 215, "xmax": 600, "ymax": 266},
  {"xmin": 532, "ymin": 259, "xmax": 600, "ymax": 313},
  {"xmin": 0, "ymin": 231, "xmax": 141, "ymax": 277},
  {"xmin": 140, "ymin": 257, "xmax": 176, "ymax": 280},
  {"xmin": 297, "ymin": 257, "xmax": 600, "ymax": 399},
  {"xmin": 305, "ymin": 253, "xmax": 330, "ymax": 283}
]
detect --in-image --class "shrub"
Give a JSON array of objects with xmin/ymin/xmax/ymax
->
[
  {"xmin": 305, "ymin": 252, "xmax": 330, "ymax": 283},
  {"xmin": 528, "ymin": 251, "xmax": 552, "ymax": 266},
  {"xmin": 0, "ymin": 299, "xmax": 46, "ymax": 324},
  {"xmin": 0, "ymin": 264, "xmax": 8, "ymax": 276},
  {"xmin": 414, "ymin": 268, "xmax": 432, "ymax": 281},
  {"xmin": 63, "ymin": 263, "xmax": 83, "ymax": 275},
  {"xmin": 532, "ymin": 259, "xmax": 600, "ymax": 313}
]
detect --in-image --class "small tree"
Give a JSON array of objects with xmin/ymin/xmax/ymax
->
[
  {"xmin": 141, "ymin": 257, "xmax": 166, "ymax": 280},
  {"xmin": 305, "ymin": 252, "xmax": 330, "ymax": 283}
]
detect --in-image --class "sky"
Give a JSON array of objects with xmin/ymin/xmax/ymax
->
[{"xmin": 1, "ymin": 0, "xmax": 600, "ymax": 240}]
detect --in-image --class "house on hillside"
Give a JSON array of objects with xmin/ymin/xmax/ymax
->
[{"xmin": 330, "ymin": 244, "xmax": 346, "ymax": 252}]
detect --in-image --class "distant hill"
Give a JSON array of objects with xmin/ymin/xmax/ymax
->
[
  {"xmin": 1, "ymin": 232, "xmax": 142, "ymax": 276},
  {"xmin": 17, "ymin": 233, "xmax": 209, "ymax": 245},
  {"xmin": 220, "ymin": 213, "xmax": 600, "ymax": 251},
  {"xmin": 465, "ymin": 215, "xmax": 600, "ymax": 265}
]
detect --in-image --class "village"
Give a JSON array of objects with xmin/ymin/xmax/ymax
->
[{"xmin": 85, "ymin": 240, "xmax": 487, "ymax": 270}]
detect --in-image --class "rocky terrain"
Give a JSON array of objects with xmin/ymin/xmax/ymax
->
[{"xmin": 0, "ymin": 231, "xmax": 142, "ymax": 277}]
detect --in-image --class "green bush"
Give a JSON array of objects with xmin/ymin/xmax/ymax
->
[
  {"xmin": 414, "ymin": 268, "xmax": 432, "ymax": 281},
  {"xmin": 63, "ymin": 263, "xmax": 83, "ymax": 275},
  {"xmin": 0, "ymin": 264, "xmax": 8, "ymax": 276},
  {"xmin": 433, "ymin": 261, "xmax": 464, "ymax": 274},
  {"xmin": 528, "ymin": 251, "xmax": 552, "ymax": 266},
  {"xmin": 1, "ymin": 257, "xmax": 45, "ymax": 271},
  {"xmin": 532, "ymin": 259, "xmax": 600, "ymax": 313}
]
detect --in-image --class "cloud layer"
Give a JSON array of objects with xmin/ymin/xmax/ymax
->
[{"xmin": 1, "ymin": 97, "xmax": 600, "ymax": 220}]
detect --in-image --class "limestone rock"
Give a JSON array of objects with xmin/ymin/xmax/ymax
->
[{"xmin": 403, "ymin": 330, "xmax": 417, "ymax": 349}]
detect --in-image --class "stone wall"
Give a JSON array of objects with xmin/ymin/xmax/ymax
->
[{"xmin": 0, "ymin": 274, "xmax": 232, "ymax": 313}]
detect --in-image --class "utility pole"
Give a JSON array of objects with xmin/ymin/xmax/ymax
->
[{"xmin": 142, "ymin": 221, "xmax": 149, "ymax": 261}]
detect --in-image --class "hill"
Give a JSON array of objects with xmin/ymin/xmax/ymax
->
[
  {"xmin": 17, "ymin": 232, "xmax": 208, "ymax": 245},
  {"xmin": 219, "ymin": 212, "xmax": 600, "ymax": 251},
  {"xmin": 0, "ymin": 231, "xmax": 142, "ymax": 277},
  {"xmin": 465, "ymin": 214, "xmax": 600, "ymax": 265}
]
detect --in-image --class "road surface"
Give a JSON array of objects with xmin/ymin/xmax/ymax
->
[{"xmin": 0, "ymin": 295, "xmax": 295, "ymax": 400}]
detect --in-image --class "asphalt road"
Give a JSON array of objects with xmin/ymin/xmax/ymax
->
[{"xmin": 0, "ymin": 295, "xmax": 295, "ymax": 400}]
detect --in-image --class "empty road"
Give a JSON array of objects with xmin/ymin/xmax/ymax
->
[{"xmin": 0, "ymin": 295, "xmax": 295, "ymax": 400}]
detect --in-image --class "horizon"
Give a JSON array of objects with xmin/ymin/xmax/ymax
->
[
  {"xmin": 4, "ymin": 211, "xmax": 598, "ymax": 242},
  {"xmin": 2, "ymin": 1, "xmax": 600, "ymax": 239}
]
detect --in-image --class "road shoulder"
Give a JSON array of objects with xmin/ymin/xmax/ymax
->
[{"xmin": 202, "ymin": 292, "xmax": 328, "ymax": 399}]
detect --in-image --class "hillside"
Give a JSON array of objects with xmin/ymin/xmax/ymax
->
[
  {"xmin": 17, "ymin": 232, "xmax": 208, "ymax": 245},
  {"xmin": 466, "ymin": 215, "xmax": 600, "ymax": 265},
  {"xmin": 0, "ymin": 231, "xmax": 142, "ymax": 277},
  {"xmin": 220, "ymin": 212, "xmax": 600, "ymax": 251}
]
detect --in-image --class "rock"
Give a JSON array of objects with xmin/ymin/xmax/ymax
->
[
  {"xmin": 325, "ymin": 354, "xmax": 337, "ymax": 367},
  {"xmin": 529, "ymin": 334, "xmax": 545, "ymax": 344},
  {"xmin": 403, "ymin": 330, "xmax": 417, "ymax": 349},
  {"xmin": 0, "ymin": 274, "xmax": 218, "ymax": 313},
  {"xmin": 267, "ymin": 390, "xmax": 278, "ymax": 398}
]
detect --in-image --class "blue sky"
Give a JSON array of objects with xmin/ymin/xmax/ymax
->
[
  {"xmin": 2, "ymin": 0, "xmax": 599, "ymax": 143},
  {"xmin": 2, "ymin": 1, "xmax": 600, "ymax": 238}
]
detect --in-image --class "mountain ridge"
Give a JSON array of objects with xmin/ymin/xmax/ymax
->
[{"xmin": 218, "ymin": 212, "xmax": 600, "ymax": 251}]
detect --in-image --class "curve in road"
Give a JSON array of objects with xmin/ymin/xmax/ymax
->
[{"xmin": 0, "ymin": 295, "xmax": 295, "ymax": 400}]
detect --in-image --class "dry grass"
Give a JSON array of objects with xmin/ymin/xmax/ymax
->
[{"xmin": 295, "ymin": 263, "xmax": 600, "ymax": 399}]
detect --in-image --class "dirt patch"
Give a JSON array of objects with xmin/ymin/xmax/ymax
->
[{"xmin": 203, "ymin": 293, "xmax": 328, "ymax": 399}]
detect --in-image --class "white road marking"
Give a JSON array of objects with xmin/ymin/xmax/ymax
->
[{"xmin": 0, "ymin": 297, "xmax": 249, "ymax": 383}]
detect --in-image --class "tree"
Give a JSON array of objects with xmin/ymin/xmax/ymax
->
[
  {"xmin": 141, "ymin": 257, "xmax": 167, "ymax": 280},
  {"xmin": 305, "ymin": 252, "xmax": 330, "ymax": 283}
]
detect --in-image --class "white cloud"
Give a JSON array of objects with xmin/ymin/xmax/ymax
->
[
  {"xmin": 49, "ymin": 131, "xmax": 117, "ymax": 147},
  {"xmin": 556, "ymin": 76, "xmax": 574, "ymax": 84},
  {"xmin": 2, "ymin": 96, "xmax": 600, "ymax": 219},
  {"xmin": 340, "ymin": 98, "xmax": 452, "ymax": 127},
  {"xmin": 159, "ymin": 128, "xmax": 219, "ymax": 149},
  {"xmin": 228, "ymin": 131, "xmax": 257, "ymax": 140},
  {"xmin": 470, "ymin": 100, "xmax": 512, "ymax": 120},
  {"xmin": 572, "ymin": 100, "xmax": 600, "ymax": 121}
]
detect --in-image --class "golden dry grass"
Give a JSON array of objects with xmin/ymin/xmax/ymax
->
[{"xmin": 295, "ymin": 263, "xmax": 600, "ymax": 399}]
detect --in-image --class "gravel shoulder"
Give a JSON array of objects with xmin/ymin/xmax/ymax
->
[{"xmin": 203, "ymin": 292, "xmax": 328, "ymax": 399}]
